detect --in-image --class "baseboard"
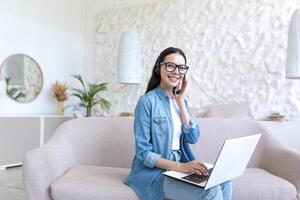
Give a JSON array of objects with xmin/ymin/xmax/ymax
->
[{"xmin": 0, "ymin": 163, "xmax": 22, "ymax": 170}]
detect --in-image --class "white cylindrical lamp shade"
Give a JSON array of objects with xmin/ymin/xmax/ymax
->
[
  {"xmin": 117, "ymin": 30, "xmax": 141, "ymax": 84},
  {"xmin": 286, "ymin": 8, "xmax": 300, "ymax": 79}
]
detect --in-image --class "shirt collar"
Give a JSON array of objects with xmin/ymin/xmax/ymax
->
[{"xmin": 154, "ymin": 86, "xmax": 169, "ymax": 101}]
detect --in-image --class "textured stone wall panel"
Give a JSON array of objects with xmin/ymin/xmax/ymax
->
[{"xmin": 93, "ymin": 0, "xmax": 300, "ymax": 118}]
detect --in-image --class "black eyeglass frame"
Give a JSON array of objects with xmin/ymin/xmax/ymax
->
[{"xmin": 160, "ymin": 61, "xmax": 189, "ymax": 74}]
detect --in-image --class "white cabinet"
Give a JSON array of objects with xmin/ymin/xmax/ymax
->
[{"xmin": 0, "ymin": 116, "xmax": 73, "ymax": 170}]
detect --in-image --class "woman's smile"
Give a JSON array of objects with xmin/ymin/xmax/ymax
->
[{"xmin": 167, "ymin": 75, "xmax": 180, "ymax": 83}]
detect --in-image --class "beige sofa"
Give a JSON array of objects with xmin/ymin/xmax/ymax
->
[{"xmin": 23, "ymin": 117, "xmax": 300, "ymax": 200}]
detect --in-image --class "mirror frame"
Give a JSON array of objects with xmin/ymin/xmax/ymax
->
[{"xmin": 0, "ymin": 53, "xmax": 44, "ymax": 103}]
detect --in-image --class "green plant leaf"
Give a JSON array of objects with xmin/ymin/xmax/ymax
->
[
  {"xmin": 88, "ymin": 83, "xmax": 107, "ymax": 99},
  {"xmin": 4, "ymin": 77, "xmax": 11, "ymax": 86},
  {"xmin": 78, "ymin": 102, "xmax": 86, "ymax": 108},
  {"xmin": 7, "ymin": 88, "xmax": 18, "ymax": 96},
  {"xmin": 72, "ymin": 74, "xmax": 86, "ymax": 91},
  {"xmin": 92, "ymin": 98, "xmax": 111, "ymax": 111},
  {"xmin": 69, "ymin": 74, "xmax": 111, "ymax": 116},
  {"xmin": 71, "ymin": 88, "xmax": 85, "ymax": 95},
  {"xmin": 71, "ymin": 93, "xmax": 84, "ymax": 101},
  {"xmin": 13, "ymin": 92, "xmax": 26, "ymax": 100}
]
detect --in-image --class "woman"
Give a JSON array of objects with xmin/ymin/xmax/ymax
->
[{"xmin": 125, "ymin": 47, "xmax": 232, "ymax": 200}]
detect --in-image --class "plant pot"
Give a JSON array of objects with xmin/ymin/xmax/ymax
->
[{"xmin": 57, "ymin": 101, "xmax": 64, "ymax": 115}]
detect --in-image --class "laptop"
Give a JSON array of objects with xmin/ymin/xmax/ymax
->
[{"xmin": 163, "ymin": 134, "xmax": 261, "ymax": 190}]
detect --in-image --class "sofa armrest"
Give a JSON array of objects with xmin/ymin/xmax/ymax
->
[
  {"xmin": 23, "ymin": 137, "xmax": 77, "ymax": 200},
  {"xmin": 260, "ymin": 134, "xmax": 300, "ymax": 198}
]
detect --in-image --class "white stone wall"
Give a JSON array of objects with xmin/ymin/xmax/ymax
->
[{"xmin": 93, "ymin": 0, "xmax": 300, "ymax": 118}]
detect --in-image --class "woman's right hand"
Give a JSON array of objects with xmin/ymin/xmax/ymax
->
[{"xmin": 177, "ymin": 160, "xmax": 209, "ymax": 176}]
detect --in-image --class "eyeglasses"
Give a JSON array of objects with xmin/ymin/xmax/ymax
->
[{"xmin": 160, "ymin": 62, "xmax": 189, "ymax": 74}]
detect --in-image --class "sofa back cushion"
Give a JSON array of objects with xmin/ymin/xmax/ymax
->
[
  {"xmin": 51, "ymin": 117, "xmax": 264, "ymax": 169},
  {"xmin": 203, "ymin": 103, "xmax": 251, "ymax": 119},
  {"xmin": 191, "ymin": 118, "xmax": 264, "ymax": 167},
  {"xmin": 51, "ymin": 117, "xmax": 136, "ymax": 168}
]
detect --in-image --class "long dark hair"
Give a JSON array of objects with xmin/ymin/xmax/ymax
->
[{"xmin": 145, "ymin": 47, "xmax": 187, "ymax": 94}]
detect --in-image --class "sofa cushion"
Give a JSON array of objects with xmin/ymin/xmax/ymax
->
[
  {"xmin": 203, "ymin": 103, "xmax": 251, "ymax": 119},
  {"xmin": 51, "ymin": 166, "xmax": 296, "ymax": 200},
  {"xmin": 232, "ymin": 168, "xmax": 296, "ymax": 200},
  {"xmin": 51, "ymin": 165, "xmax": 138, "ymax": 200}
]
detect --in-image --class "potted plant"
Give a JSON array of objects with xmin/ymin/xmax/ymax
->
[
  {"xmin": 5, "ymin": 77, "xmax": 26, "ymax": 101},
  {"xmin": 69, "ymin": 74, "xmax": 111, "ymax": 117},
  {"xmin": 52, "ymin": 81, "xmax": 68, "ymax": 115}
]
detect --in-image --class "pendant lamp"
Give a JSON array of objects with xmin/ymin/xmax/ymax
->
[{"xmin": 117, "ymin": 30, "xmax": 141, "ymax": 84}]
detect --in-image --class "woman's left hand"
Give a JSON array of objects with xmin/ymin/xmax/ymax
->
[
  {"xmin": 174, "ymin": 77, "xmax": 191, "ymax": 126},
  {"xmin": 175, "ymin": 77, "xmax": 188, "ymax": 102}
]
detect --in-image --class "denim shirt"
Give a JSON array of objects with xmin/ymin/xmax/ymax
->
[{"xmin": 125, "ymin": 86, "xmax": 200, "ymax": 200}]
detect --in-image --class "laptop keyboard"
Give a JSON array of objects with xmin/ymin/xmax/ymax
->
[{"xmin": 182, "ymin": 168, "xmax": 213, "ymax": 184}]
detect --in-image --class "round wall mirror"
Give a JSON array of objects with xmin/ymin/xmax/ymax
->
[{"xmin": 0, "ymin": 54, "xmax": 43, "ymax": 103}]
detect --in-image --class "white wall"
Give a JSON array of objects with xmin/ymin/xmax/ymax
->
[
  {"xmin": 0, "ymin": 0, "xmax": 87, "ymax": 115},
  {"xmin": 92, "ymin": 0, "xmax": 300, "ymax": 118},
  {"xmin": 2, "ymin": 0, "xmax": 300, "ymax": 118}
]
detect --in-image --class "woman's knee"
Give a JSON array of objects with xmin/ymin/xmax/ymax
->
[
  {"xmin": 220, "ymin": 181, "xmax": 232, "ymax": 200},
  {"xmin": 202, "ymin": 185, "xmax": 223, "ymax": 200},
  {"xmin": 221, "ymin": 180, "xmax": 232, "ymax": 191}
]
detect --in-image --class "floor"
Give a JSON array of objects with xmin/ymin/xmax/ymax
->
[{"xmin": 0, "ymin": 166, "xmax": 26, "ymax": 200}]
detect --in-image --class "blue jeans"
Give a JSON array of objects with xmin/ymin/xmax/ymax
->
[{"xmin": 163, "ymin": 150, "xmax": 232, "ymax": 200}]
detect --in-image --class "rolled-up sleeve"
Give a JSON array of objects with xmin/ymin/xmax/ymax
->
[
  {"xmin": 182, "ymin": 99, "xmax": 200, "ymax": 144},
  {"xmin": 143, "ymin": 151, "xmax": 161, "ymax": 168},
  {"xmin": 134, "ymin": 96, "xmax": 161, "ymax": 168}
]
